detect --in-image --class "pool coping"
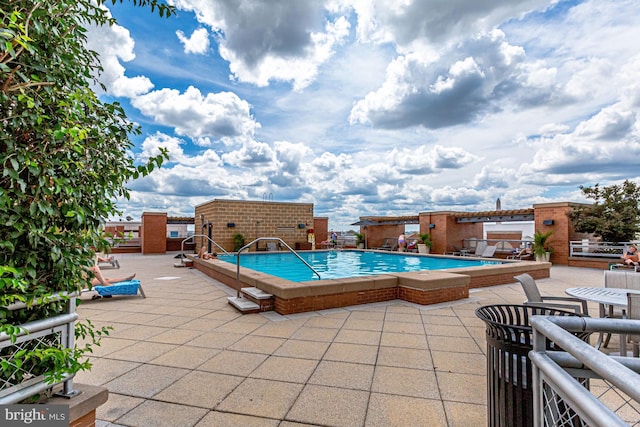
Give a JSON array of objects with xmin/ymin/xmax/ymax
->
[{"xmin": 189, "ymin": 251, "xmax": 550, "ymax": 315}]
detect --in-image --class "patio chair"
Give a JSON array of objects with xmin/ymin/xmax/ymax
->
[
  {"xmin": 480, "ymin": 245, "xmax": 497, "ymax": 258},
  {"xmin": 627, "ymin": 293, "xmax": 640, "ymax": 357},
  {"xmin": 514, "ymin": 273, "xmax": 588, "ymax": 315},
  {"xmin": 444, "ymin": 245, "xmax": 463, "ymax": 256},
  {"xmin": 600, "ymin": 270, "xmax": 640, "ymax": 346},
  {"xmin": 266, "ymin": 242, "xmax": 278, "ymax": 251},
  {"xmin": 375, "ymin": 238, "xmax": 398, "ymax": 251},
  {"xmin": 96, "ymin": 254, "xmax": 120, "ymax": 269},
  {"xmin": 463, "ymin": 241, "xmax": 487, "ymax": 257},
  {"xmin": 507, "ymin": 247, "xmax": 533, "ymax": 260}
]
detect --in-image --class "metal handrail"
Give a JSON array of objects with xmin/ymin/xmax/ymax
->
[
  {"xmin": 569, "ymin": 240, "xmax": 631, "ymax": 258},
  {"xmin": 235, "ymin": 237, "xmax": 321, "ymax": 298},
  {"xmin": 530, "ymin": 315, "xmax": 640, "ymax": 426},
  {"xmin": 0, "ymin": 292, "xmax": 79, "ymax": 403},
  {"xmin": 180, "ymin": 234, "xmax": 229, "ymax": 263},
  {"xmin": 462, "ymin": 238, "xmax": 533, "ymax": 253}
]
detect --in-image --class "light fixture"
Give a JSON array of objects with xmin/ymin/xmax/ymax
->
[
  {"xmin": 542, "ymin": 219, "xmax": 554, "ymax": 226},
  {"xmin": 298, "ymin": 223, "xmax": 306, "ymax": 229},
  {"xmin": 429, "ymin": 223, "xmax": 436, "ymax": 229},
  {"xmin": 227, "ymin": 222, "xmax": 235, "ymax": 228}
]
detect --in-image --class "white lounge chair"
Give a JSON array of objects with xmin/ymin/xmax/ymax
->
[
  {"xmin": 463, "ymin": 241, "xmax": 487, "ymax": 257},
  {"xmin": 481, "ymin": 246, "xmax": 497, "ymax": 258},
  {"xmin": 266, "ymin": 242, "xmax": 278, "ymax": 251}
]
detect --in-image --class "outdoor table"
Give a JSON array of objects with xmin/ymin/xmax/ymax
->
[{"xmin": 566, "ymin": 287, "xmax": 640, "ymax": 356}]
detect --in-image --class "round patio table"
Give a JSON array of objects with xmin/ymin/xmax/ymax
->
[
  {"xmin": 565, "ymin": 287, "xmax": 640, "ymax": 355},
  {"xmin": 565, "ymin": 287, "xmax": 640, "ymax": 307}
]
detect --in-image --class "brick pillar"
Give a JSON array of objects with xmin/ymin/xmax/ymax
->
[
  {"xmin": 533, "ymin": 202, "xmax": 578, "ymax": 265},
  {"xmin": 314, "ymin": 217, "xmax": 328, "ymax": 249},
  {"xmin": 141, "ymin": 212, "xmax": 167, "ymax": 254}
]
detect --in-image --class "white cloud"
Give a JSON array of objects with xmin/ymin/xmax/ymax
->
[
  {"xmin": 131, "ymin": 86, "xmax": 259, "ymax": 141},
  {"xmin": 519, "ymin": 99, "xmax": 640, "ymax": 185},
  {"xmin": 169, "ymin": 0, "xmax": 350, "ymax": 90},
  {"xmin": 391, "ymin": 144, "xmax": 478, "ymax": 173},
  {"xmin": 349, "ymin": 29, "xmax": 559, "ymax": 129},
  {"xmin": 176, "ymin": 28, "xmax": 210, "ymax": 54},
  {"xmin": 347, "ymin": 0, "xmax": 553, "ymax": 53},
  {"xmin": 85, "ymin": 6, "xmax": 154, "ymax": 97}
]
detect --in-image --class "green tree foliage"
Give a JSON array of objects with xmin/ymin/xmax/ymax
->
[
  {"xmin": 569, "ymin": 180, "xmax": 640, "ymax": 243},
  {"xmin": 0, "ymin": 0, "xmax": 173, "ymax": 389}
]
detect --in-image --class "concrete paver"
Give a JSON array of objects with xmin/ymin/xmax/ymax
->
[{"xmin": 78, "ymin": 253, "xmax": 605, "ymax": 426}]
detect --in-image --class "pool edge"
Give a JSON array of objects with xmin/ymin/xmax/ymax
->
[{"xmin": 190, "ymin": 254, "xmax": 550, "ymax": 315}]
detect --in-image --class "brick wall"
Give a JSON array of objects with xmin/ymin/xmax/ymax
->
[
  {"xmin": 486, "ymin": 231, "xmax": 522, "ymax": 242},
  {"xmin": 365, "ymin": 224, "xmax": 404, "ymax": 249},
  {"xmin": 420, "ymin": 212, "xmax": 482, "ymax": 254},
  {"xmin": 70, "ymin": 410, "xmax": 96, "ymax": 427},
  {"xmin": 467, "ymin": 268, "xmax": 549, "ymax": 289},
  {"xmin": 103, "ymin": 225, "xmax": 125, "ymax": 238},
  {"xmin": 274, "ymin": 287, "xmax": 399, "ymax": 314},
  {"xmin": 195, "ymin": 200, "xmax": 314, "ymax": 252},
  {"xmin": 568, "ymin": 258, "xmax": 617, "ymax": 270},
  {"xmin": 399, "ymin": 286, "xmax": 468, "ymax": 305}
]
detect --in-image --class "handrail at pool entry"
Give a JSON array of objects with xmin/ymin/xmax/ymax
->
[
  {"xmin": 180, "ymin": 234, "xmax": 230, "ymax": 264},
  {"xmin": 236, "ymin": 237, "xmax": 321, "ymax": 297}
]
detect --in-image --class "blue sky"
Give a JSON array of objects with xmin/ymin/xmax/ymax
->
[{"xmin": 88, "ymin": 0, "xmax": 640, "ymax": 230}]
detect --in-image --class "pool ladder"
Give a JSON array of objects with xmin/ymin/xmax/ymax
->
[
  {"xmin": 175, "ymin": 234, "xmax": 229, "ymax": 267},
  {"xmin": 228, "ymin": 237, "xmax": 321, "ymax": 313}
]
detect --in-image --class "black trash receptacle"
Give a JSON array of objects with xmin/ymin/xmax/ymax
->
[{"xmin": 475, "ymin": 304, "xmax": 588, "ymax": 427}]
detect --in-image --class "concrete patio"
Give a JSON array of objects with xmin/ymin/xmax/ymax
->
[{"xmin": 74, "ymin": 253, "xmax": 604, "ymax": 427}]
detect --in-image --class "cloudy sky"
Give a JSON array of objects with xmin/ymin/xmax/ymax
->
[{"xmin": 90, "ymin": 0, "xmax": 640, "ymax": 230}]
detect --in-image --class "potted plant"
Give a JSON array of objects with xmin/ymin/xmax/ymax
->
[
  {"xmin": 417, "ymin": 233, "xmax": 432, "ymax": 254},
  {"xmin": 232, "ymin": 233, "xmax": 245, "ymax": 252},
  {"xmin": 355, "ymin": 233, "xmax": 365, "ymax": 249},
  {"xmin": 532, "ymin": 231, "xmax": 554, "ymax": 262}
]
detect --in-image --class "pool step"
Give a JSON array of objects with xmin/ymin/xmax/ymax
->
[
  {"xmin": 228, "ymin": 287, "xmax": 275, "ymax": 314},
  {"xmin": 227, "ymin": 297, "xmax": 260, "ymax": 314}
]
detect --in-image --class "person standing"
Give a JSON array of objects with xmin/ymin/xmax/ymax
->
[{"xmin": 398, "ymin": 233, "xmax": 406, "ymax": 252}]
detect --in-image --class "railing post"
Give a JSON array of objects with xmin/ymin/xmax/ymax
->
[{"xmin": 57, "ymin": 296, "xmax": 80, "ymax": 398}]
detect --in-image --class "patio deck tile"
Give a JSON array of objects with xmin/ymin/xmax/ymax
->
[{"xmin": 75, "ymin": 254, "xmax": 605, "ymax": 426}]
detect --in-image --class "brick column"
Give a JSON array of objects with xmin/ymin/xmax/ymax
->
[
  {"xmin": 141, "ymin": 212, "xmax": 167, "ymax": 254},
  {"xmin": 313, "ymin": 217, "xmax": 328, "ymax": 249},
  {"xmin": 533, "ymin": 202, "xmax": 581, "ymax": 265}
]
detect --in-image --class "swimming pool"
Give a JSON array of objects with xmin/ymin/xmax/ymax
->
[{"xmin": 217, "ymin": 250, "xmax": 501, "ymax": 282}]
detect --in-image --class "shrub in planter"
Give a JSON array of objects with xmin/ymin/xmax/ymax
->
[
  {"xmin": 417, "ymin": 233, "xmax": 432, "ymax": 253},
  {"xmin": 532, "ymin": 231, "xmax": 554, "ymax": 262},
  {"xmin": 232, "ymin": 233, "xmax": 246, "ymax": 251}
]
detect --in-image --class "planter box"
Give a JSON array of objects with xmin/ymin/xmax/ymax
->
[{"xmin": 417, "ymin": 244, "xmax": 431, "ymax": 254}]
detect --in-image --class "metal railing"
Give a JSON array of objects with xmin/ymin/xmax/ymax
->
[
  {"xmin": 462, "ymin": 238, "xmax": 532, "ymax": 253},
  {"xmin": 0, "ymin": 293, "xmax": 79, "ymax": 404},
  {"xmin": 569, "ymin": 241, "xmax": 632, "ymax": 258},
  {"xmin": 180, "ymin": 234, "xmax": 229, "ymax": 264},
  {"xmin": 530, "ymin": 315, "xmax": 640, "ymax": 426},
  {"xmin": 235, "ymin": 237, "xmax": 321, "ymax": 297}
]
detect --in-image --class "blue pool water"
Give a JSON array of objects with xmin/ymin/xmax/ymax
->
[{"xmin": 217, "ymin": 250, "xmax": 501, "ymax": 282}]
